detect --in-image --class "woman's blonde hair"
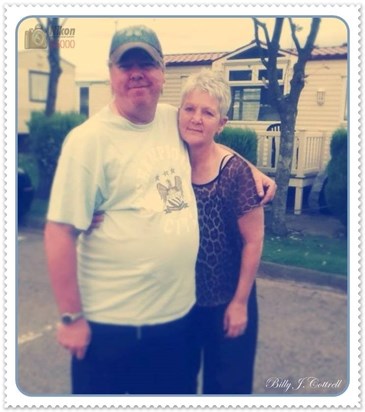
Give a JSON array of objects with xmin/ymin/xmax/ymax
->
[{"xmin": 180, "ymin": 69, "xmax": 231, "ymax": 118}]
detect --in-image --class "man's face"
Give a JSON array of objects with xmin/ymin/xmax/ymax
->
[{"xmin": 109, "ymin": 48, "xmax": 165, "ymax": 120}]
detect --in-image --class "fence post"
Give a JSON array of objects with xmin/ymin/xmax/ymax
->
[{"xmin": 295, "ymin": 130, "xmax": 307, "ymax": 178}]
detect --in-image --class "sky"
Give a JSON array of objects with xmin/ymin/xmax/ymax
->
[{"xmin": 17, "ymin": 16, "xmax": 348, "ymax": 80}]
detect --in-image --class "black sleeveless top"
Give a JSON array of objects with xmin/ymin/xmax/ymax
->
[{"xmin": 193, "ymin": 155, "xmax": 261, "ymax": 307}]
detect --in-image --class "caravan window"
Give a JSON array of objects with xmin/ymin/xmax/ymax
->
[
  {"xmin": 29, "ymin": 70, "xmax": 49, "ymax": 102},
  {"xmin": 229, "ymin": 85, "xmax": 282, "ymax": 121}
]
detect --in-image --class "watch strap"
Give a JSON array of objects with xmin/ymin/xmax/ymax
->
[{"xmin": 61, "ymin": 312, "xmax": 83, "ymax": 324}]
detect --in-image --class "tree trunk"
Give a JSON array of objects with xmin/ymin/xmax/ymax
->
[
  {"xmin": 252, "ymin": 17, "xmax": 321, "ymax": 236},
  {"xmin": 45, "ymin": 18, "xmax": 62, "ymax": 117},
  {"xmin": 270, "ymin": 111, "xmax": 297, "ymax": 235}
]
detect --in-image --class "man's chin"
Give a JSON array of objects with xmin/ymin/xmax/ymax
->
[
  {"xmin": 131, "ymin": 92, "xmax": 160, "ymax": 106},
  {"xmin": 129, "ymin": 86, "xmax": 149, "ymax": 95}
]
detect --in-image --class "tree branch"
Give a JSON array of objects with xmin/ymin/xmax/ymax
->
[
  {"xmin": 253, "ymin": 18, "xmax": 271, "ymax": 45},
  {"xmin": 303, "ymin": 18, "xmax": 321, "ymax": 57},
  {"xmin": 253, "ymin": 18, "xmax": 269, "ymax": 67},
  {"xmin": 271, "ymin": 17, "xmax": 284, "ymax": 50},
  {"xmin": 289, "ymin": 18, "xmax": 321, "ymax": 107},
  {"xmin": 36, "ymin": 17, "xmax": 45, "ymax": 31},
  {"xmin": 267, "ymin": 18, "xmax": 284, "ymax": 107},
  {"xmin": 288, "ymin": 18, "xmax": 302, "ymax": 52}
]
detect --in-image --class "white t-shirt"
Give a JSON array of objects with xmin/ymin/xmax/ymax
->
[{"xmin": 47, "ymin": 103, "xmax": 199, "ymax": 325}]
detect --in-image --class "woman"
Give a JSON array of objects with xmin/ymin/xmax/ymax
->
[{"xmin": 179, "ymin": 69, "xmax": 264, "ymax": 394}]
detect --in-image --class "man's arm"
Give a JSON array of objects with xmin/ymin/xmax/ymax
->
[
  {"xmin": 217, "ymin": 143, "xmax": 277, "ymax": 204},
  {"xmin": 44, "ymin": 221, "xmax": 90, "ymax": 359}
]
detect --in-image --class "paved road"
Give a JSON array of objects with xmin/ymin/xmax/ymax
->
[{"xmin": 16, "ymin": 228, "xmax": 348, "ymax": 396}]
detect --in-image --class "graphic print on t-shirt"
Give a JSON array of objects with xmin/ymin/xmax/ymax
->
[{"xmin": 156, "ymin": 174, "xmax": 189, "ymax": 213}]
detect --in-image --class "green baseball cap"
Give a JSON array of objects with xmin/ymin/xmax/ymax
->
[{"xmin": 109, "ymin": 25, "xmax": 164, "ymax": 67}]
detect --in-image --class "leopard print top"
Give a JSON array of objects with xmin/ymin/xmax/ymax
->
[{"xmin": 193, "ymin": 154, "xmax": 261, "ymax": 307}]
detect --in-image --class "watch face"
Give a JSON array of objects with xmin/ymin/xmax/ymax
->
[
  {"xmin": 62, "ymin": 315, "xmax": 73, "ymax": 325},
  {"xmin": 61, "ymin": 313, "xmax": 82, "ymax": 324}
]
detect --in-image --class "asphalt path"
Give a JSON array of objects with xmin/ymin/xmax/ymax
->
[{"xmin": 16, "ymin": 228, "xmax": 348, "ymax": 396}]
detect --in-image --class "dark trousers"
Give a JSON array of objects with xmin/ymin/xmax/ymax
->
[
  {"xmin": 72, "ymin": 310, "xmax": 195, "ymax": 395},
  {"xmin": 190, "ymin": 284, "xmax": 258, "ymax": 394}
]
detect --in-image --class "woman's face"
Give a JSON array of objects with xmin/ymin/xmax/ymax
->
[{"xmin": 178, "ymin": 89, "xmax": 227, "ymax": 147}]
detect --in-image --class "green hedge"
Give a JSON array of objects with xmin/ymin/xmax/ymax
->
[
  {"xmin": 18, "ymin": 153, "xmax": 39, "ymax": 190},
  {"xmin": 215, "ymin": 126, "xmax": 258, "ymax": 165},
  {"xmin": 28, "ymin": 111, "xmax": 86, "ymax": 198},
  {"xmin": 325, "ymin": 128, "xmax": 347, "ymax": 227}
]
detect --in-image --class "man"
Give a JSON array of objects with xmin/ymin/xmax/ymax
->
[{"xmin": 45, "ymin": 25, "xmax": 275, "ymax": 395}]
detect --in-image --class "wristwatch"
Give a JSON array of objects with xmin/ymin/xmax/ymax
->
[{"xmin": 61, "ymin": 312, "xmax": 83, "ymax": 325}]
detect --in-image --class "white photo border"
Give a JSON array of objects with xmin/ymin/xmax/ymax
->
[{"xmin": 3, "ymin": 2, "xmax": 362, "ymax": 409}]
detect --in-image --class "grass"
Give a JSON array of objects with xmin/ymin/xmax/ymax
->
[{"xmin": 262, "ymin": 232, "xmax": 347, "ymax": 276}]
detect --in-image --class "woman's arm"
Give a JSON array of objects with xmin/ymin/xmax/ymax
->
[{"xmin": 223, "ymin": 206, "xmax": 264, "ymax": 338}]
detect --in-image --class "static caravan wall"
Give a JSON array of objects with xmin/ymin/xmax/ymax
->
[
  {"xmin": 163, "ymin": 59, "xmax": 347, "ymax": 133},
  {"xmin": 296, "ymin": 59, "xmax": 347, "ymax": 166},
  {"xmin": 89, "ymin": 82, "xmax": 112, "ymax": 115},
  {"xmin": 17, "ymin": 50, "xmax": 77, "ymax": 134},
  {"xmin": 56, "ymin": 68, "xmax": 78, "ymax": 113},
  {"xmin": 160, "ymin": 64, "xmax": 212, "ymax": 108},
  {"xmin": 296, "ymin": 59, "xmax": 347, "ymax": 132},
  {"xmin": 18, "ymin": 51, "xmax": 49, "ymax": 133}
]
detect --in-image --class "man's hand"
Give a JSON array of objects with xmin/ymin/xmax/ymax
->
[
  {"xmin": 251, "ymin": 168, "xmax": 277, "ymax": 205},
  {"xmin": 57, "ymin": 318, "xmax": 91, "ymax": 360},
  {"xmin": 85, "ymin": 212, "xmax": 105, "ymax": 235},
  {"xmin": 216, "ymin": 144, "xmax": 276, "ymax": 205}
]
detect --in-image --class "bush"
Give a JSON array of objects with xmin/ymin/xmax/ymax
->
[
  {"xmin": 27, "ymin": 111, "xmax": 86, "ymax": 198},
  {"xmin": 324, "ymin": 128, "xmax": 347, "ymax": 227},
  {"xmin": 215, "ymin": 126, "xmax": 258, "ymax": 165},
  {"xmin": 18, "ymin": 153, "xmax": 39, "ymax": 190}
]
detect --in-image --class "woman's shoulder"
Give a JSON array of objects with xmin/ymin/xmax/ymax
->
[
  {"xmin": 217, "ymin": 144, "xmax": 249, "ymax": 167},
  {"xmin": 224, "ymin": 153, "xmax": 251, "ymax": 173}
]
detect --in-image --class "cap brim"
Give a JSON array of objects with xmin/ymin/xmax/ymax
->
[{"xmin": 110, "ymin": 42, "xmax": 164, "ymax": 67}]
